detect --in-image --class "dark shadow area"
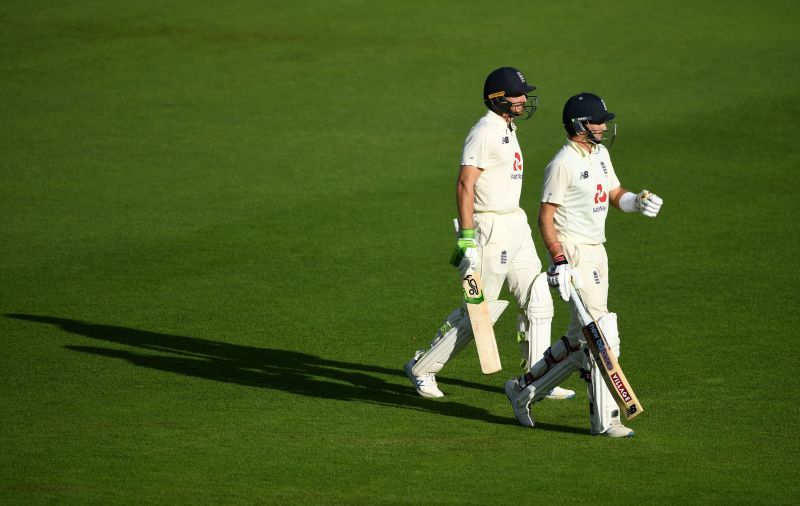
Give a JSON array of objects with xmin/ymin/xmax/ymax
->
[{"xmin": 6, "ymin": 313, "xmax": 586, "ymax": 434}]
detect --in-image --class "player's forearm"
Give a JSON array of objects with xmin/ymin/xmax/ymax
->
[
  {"xmin": 541, "ymin": 226, "xmax": 563, "ymax": 260},
  {"xmin": 609, "ymin": 186, "xmax": 629, "ymax": 210},
  {"xmin": 456, "ymin": 181, "xmax": 476, "ymax": 230},
  {"xmin": 537, "ymin": 203, "xmax": 563, "ymax": 260}
]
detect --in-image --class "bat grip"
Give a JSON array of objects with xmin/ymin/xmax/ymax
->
[{"xmin": 568, "ymin": 284, "xmax": 593, "ymax": 326}]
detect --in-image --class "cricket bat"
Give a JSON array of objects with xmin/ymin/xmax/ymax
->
[
  {"xmin": 452, "ymin": 219, "xmax": 501, "ymax": 375},
  {"xmin": 462, "ymin": 269, "xmax": 502, "ymax": 374},
  {"xmin": 568, "ymin": 284, "xmax": 644, "ymax": 420}
]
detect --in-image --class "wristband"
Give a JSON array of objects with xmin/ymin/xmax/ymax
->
[
  {"xmin": 548, "ymin": 242, "xmax": 567, "ymax": 264},
  {"xmin": 460, "ymin": 228, "xmax": 475, "ymax": 239},
  {"xmin": 619, "ymin": 191, "xmax": 639, "ymax": 213}
]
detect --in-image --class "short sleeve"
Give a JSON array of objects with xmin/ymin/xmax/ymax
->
[
  {"xmin": 541, "ymin": 159, "xmax": 569, "ymax": 205},
  {"xmin": 602, "ymin": 149, "xmax": 621, "ymax": 191},
  {"xmin": 461, "ymin": 127, "xmax": 488, "ymax": 168}
]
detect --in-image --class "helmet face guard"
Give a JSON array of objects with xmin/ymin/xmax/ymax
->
[
  {"xmin": 486, "ymin": 92, "xmax": 539, "ymax": 120},
  {"xmin": 519, "ymin": 94, "xmax": 540, "ymax": 120},
  {"xmin": 600, "ymin": 121, "xmax": 616, "ymax": 148},
  {"xmin": 571, "ymin": 119, "xmax": 616, "ymax": 149}
]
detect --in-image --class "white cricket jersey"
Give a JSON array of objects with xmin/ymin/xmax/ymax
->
[
  {"xmin": 540, "ymin": 140, "xmax": 621, "ymax": 244},
  {"xmin": 461, "ymin": 111, "xmax": 524, "ymax": 213}
]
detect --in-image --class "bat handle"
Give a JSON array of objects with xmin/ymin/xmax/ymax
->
[
  {"xmin": 567, "ymin": 283, "xmax": 580, "ymax": 305},
  {"xmin": 568, "ymin": 283, "xmax": 592, "ymax": 326}
]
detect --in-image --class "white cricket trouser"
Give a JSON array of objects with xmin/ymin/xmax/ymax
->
[
  {"xmin": 474, "ymin": 209, "xmax": 542, "ymax": 307},
  {"xmin": 561, "ymin": 242, "xmax": 610, "ymax": 337}
]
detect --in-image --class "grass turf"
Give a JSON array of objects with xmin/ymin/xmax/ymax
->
[{"xmin": 2, "ymin": 0, "xmax": 799, "ymax": 503}]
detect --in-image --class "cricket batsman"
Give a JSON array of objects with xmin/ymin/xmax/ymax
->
[
  {"xmin": 404, "ymin": 67, "xmax": 574, "ymax": 401},
  {"xmin": 504, "ymin": 92, "xmax": 663, "ymax": 437}
]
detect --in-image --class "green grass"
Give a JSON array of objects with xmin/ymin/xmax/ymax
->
[{"xmin": 2, "ymin": 0, "xmax": 799, "ymax": 503}]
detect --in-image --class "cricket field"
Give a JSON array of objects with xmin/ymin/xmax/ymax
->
[{"xmin": 2, "ymin": 1, "xmax": 798, "ymax": 503}]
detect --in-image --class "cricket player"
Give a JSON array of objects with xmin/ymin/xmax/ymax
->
[
  {"xmin": 404, "ymin": 67, "xmax": 574, "ymax": 401},
  {"xmin": 504, "ymin": 92, "xmax": 663, "ymax": 437}
]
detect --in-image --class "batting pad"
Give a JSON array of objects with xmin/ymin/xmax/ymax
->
[
  {"xmin": 412, "ymin": 300, "xmax": 508, "ymax": 376},
  {"xmin": 597, "ymin": 312, "xmax": 620, "ymax": 355},
  {"xmin": 517, "ymin": 337, "xmax": 585, "ymax": 405},
  {"xmin": 521, "ymin": 273, "xmax": 554, "ymax": 367}
]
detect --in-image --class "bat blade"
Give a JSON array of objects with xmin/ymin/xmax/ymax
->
[
  {"xmin": 462, "ymin": 271, "xmax": 502, "ymax": 374},
  {"xmin": 569, "ymin": 286, "xmax": 644, "ymax": 420}
]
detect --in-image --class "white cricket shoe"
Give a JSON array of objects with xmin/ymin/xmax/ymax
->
[
  {"xmin": 546, "ymin": 386, "xmax": 576, "ymax": 400},
  {"xmin": 504, "ymin": 379, "xmax": 534, "ymax": 428},
  {"xmin": 404, "ymin": 351, "xmax": 444, "ymax": 398},
  {"xmin": 593, "ymin": 420, "xmax": 634, "ymax": 438}
]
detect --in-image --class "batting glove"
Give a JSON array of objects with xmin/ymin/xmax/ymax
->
[
  {"xmin": 457, "ymin": 248, "xmax": 479, "ymax": 277},
  {"xmin": 547, "ymin": 255, "xmax": 582, "ymax": 302},
  {"xmin": 450, "ymin": 228, "xmax": 478, "ymax": 275},
  {"xmin": 636, "ymin": 190, "xmax": 663, "ymax": 218}
]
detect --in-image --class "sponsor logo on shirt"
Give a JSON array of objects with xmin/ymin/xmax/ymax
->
[
  {"xmin": 594, "ymin": 184, "xmax": 607, "ymax": 204},
  {"xmin": 511, "ymin": 152, "xmax": 523, "ymax": 180},
  {"xmin": 600, "ymin": 161, "xmax": 608, "ymax": 176},
  {"xmin": 593, "ymin": 184, "xmax": 607, "ymax": 213},
  {"xmin": 501, "ymin": 136, "xmax": 509, "ymax": 144},
  {"xmin": 579, "ymin": 170, "xmax": 589, "ymax": 180}
]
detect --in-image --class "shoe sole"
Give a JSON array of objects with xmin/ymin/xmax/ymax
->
[
  {"xmin": 546, "ymin": 392, "xmax": 576, "ymax": 400},
  {"xmin": 595, "ymin": 433, "xmax": 634, "ymax": 438},
  {"xmin": 592, "ymin": 429, "xmax": 635, "ymax": 438}
]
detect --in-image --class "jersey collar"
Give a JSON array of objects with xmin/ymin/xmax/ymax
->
[
  {"xmin": 486, "ymin": 110, "xmax": 514, "ymax": 131},
  {"xmin": 566, "ymin": 139, "xmax": 598, "ymax": 157}
]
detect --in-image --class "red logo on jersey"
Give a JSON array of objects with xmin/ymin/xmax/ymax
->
[
  {"xmin": 594, "ymin": 184, "xmax": 607, "ymax": 204},
  {"xmin": 513, "ymin": 152, "xmax": 522, "ymax": 171}
]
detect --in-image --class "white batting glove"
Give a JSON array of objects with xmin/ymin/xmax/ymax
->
[
  {"xmin": 547, "ymin": 256, "xmax": 582, "ymax": 302},
  {"xmin": 636, "ymin": 190, "xmax": 663, "ymax": 218}
]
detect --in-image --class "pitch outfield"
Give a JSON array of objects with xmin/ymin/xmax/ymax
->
[{"xmin": 1, "ymin": 1, "xmax": 798, "ymax": 503}]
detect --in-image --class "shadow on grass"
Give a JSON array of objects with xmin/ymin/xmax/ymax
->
[{"xmin": 6, "ymin": 313, "xmax": 586, "ymax": 435}]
